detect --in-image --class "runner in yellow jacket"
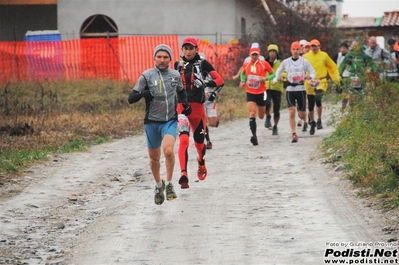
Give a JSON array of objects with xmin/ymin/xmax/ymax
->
[{"xmin": 304, "ymin": 39, "xmax": 340, "ymax": 134}]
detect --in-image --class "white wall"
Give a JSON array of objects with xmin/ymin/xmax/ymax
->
[{"xmin": 57, "ymin": 0, "xmax": 263, "ymax": 43}]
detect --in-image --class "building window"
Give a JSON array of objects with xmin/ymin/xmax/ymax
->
[
  {"xmin": 241, "ymin": 17, "xmax": 246, "ymax": 35},
  {"xmin": 80, "ymin": 14, "xmax": 118, "ymax": 39},
  {"xmin": 329, "ymin": 5, "xmax": 336, "ymax": 15}
]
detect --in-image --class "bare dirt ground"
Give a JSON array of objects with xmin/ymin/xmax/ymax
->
[{"xmin": 0, "ymin": 106, "xmax": 398, "ymax": 265}]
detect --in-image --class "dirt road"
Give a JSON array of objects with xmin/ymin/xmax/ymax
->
[{"xmin": 0, "ymin": 106, "xmax": 397, "ymax": 265}]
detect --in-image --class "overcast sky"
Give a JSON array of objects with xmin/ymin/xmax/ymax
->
[{"xmin": 342, "ymin": 0, "xmax": 399, "ymax": 17}]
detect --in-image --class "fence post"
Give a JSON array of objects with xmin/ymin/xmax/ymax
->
[{"xmin": 4, "ymin": 82, "xmax": 10, "ymax": 116}]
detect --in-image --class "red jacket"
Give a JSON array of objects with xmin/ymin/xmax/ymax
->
[{"xmin": 242, "ymin": 60, "xmax": 273, "ymax": 94}]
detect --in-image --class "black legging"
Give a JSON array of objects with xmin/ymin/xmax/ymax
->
[
  {"xmin": 265, "ymin": 89, "xmax": 282, "ymax": 118},
  {"xmin": 307, "ymin": 90, "xmax": 324, "ymax": 111}
]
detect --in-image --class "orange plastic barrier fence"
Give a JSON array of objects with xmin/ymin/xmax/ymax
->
[
  {"xmin": 118, "ymin": 35, "xmax": 181, "ymax": 82},
  {"xmin": 0, "ymin": 36, "xmax": 243, "ymax": 83},
  {"xmin": 197, "ymin": 40, "xmax": 242, "ymax": 79}
]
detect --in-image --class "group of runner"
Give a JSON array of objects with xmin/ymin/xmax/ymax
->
[
  {"xmin": 335, "ymin": 36, "xmax": 398, "ymax": 108},
  {"xmin": 239, "ymin": 35, "xmax": 399, "ymax": 145},
  {"xmin": 238, "ymin": 39, "xmax": 340, "ymax": 144},
  {"xmin": 129, "ymin": 35, "xmax": 398, "ymax": 205}
]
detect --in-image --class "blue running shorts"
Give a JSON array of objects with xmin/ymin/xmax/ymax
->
[{"xmin": 144, "ymin": 120, "xmax": 177, "ymax": 149}]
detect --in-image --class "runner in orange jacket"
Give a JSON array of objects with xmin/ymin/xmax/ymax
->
[{"xmin": 239, "ymin": 46, "xmax": 275, "ymax": 146}]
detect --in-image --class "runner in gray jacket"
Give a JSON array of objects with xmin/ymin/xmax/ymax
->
[
  {"xmin": 128, "ymin": 44, "xmax": 190, "ymax": 205},
  {"xmin": 129, "ymin": 55, "xmax": 190, "ymax": 123}
]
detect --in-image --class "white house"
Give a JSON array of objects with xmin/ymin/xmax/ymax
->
[{"xmin": 57, "ymin": 0, "xmax": 264, "ymax": 44}]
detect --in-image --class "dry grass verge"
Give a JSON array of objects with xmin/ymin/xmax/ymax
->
[{"xmin": 0, "ymin": 80, "xmax": 247, "ymax": 177}]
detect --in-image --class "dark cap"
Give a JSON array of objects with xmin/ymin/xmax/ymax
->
[{"xmin": 339, "ymin": 42, "xmax": 349, "ymax": 49}]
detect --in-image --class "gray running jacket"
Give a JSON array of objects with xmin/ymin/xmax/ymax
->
[{"xmin": 128, "ymin": 67, "xmax": 187, "ymax": 124}]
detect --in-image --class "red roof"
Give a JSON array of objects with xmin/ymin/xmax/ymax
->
[{"xmin": 380, "ymin": 11, "xmax": 399, "ymax": 27}]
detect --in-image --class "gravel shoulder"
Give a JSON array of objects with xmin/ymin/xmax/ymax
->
[{"xmin": 0, "ymin": 105, "xmax": 398, "ymax": 265}]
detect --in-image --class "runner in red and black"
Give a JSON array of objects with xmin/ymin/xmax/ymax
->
[{"xmin": 174, "ymin": 36, "xmax": 224, "ymax": 189}]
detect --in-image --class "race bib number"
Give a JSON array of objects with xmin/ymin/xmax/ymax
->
[
  {"xmin": 291, "ymin": 66, "xmax": 304, "ymax": 84},
  {"xmin": 247, "ymin": 75, "xmax": 261, "ymax": 89},
  {"xmin": 178, "ymin": 114, "xmax": 190, "ymax": 133},
  {"xmin": 351, "ymin": 76, "xmax": 362, "ymax": 89},
  {"xmin": 292, "ymin": 75, "xmax": 304, "ymax": 83}
]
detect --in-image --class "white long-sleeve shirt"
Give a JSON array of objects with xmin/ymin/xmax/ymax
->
[{"xmin": 273, "ymin": 56, "xmax": 316, "ymax": 92}]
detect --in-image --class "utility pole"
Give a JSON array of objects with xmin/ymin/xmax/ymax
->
[{"xmin": 259, "ymin": 0, "xmax": 277, "ymax": 25}]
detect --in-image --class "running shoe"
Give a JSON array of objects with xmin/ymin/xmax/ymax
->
[
  {"xmin": 342, "ymin": 99, "xmax": 348, "ymax": 109},
  {"xmin": 197, "ymin": 160, "xmax": 207, "ymax": 180},
  {"xmin": 166, "ymin": 182, "xmax": 177, "ymax": 201},
  {"xmin": 317, "ymin": 119, "xmax": 323, "ymax": 129},
  {"xmin": 302, "ymin": 122, "xmax": 308, "ymax": 132},
  {"xmin": 265, "ymin": 116, "xmax": 272, "ymax": 129},
  {"xmin": 309, "ymin": 121, "xmax": 316, "ymax": 135},
  {"xmin": 250, "ymin": 136, "xmax": 258, "ymax": 146},
  {"xmin": 154, "ymin": 180, "xmax": 165, "ymax": 205},
  {"xmin": 179, "ymin": 171, "xmax": 189, "ymax": 189},
  {"xmin": 272, "ymin": 126, "xmax": 278, "ymax": 135},
  {"xmin": 206, "ymin": 141, "xmax": 213, "ymax": 150},
  {"xmin": 292, "ymin": 133, "xmax": 298, "ymax": 143},
  {"xmin": 297, "ymin": 120, "xmax": 302, "ymax": 127}
]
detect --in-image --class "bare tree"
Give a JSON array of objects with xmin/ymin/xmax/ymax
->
[{"xmin": 246, "ymin": 0, "xmax": 344, "ymax": 59}]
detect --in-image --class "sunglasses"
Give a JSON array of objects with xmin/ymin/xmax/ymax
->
[{"xmin": 183, "ymin": 46, "xmax": 196, "ymax": 50}]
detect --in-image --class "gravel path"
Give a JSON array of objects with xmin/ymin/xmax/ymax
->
[{"xmin": 0, "ymin": 106, "xmax": 397, "ymax": 265}]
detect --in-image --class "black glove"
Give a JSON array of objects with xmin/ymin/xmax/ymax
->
[
  {"xmin": 181, "ymin": 103, "xmax": 192, "ymax": 116},
  {"xmin": 335, "ymin": 80, "xmax": 344, "ymax": 94},
  {"xmin": 141, "ymin": 90, "xmax": 154, "ymax": 101},
  {"xmin": 208, "ymin": 92, "xmax": 217, "ymax": 102},
  {"xmin": 193, "ymin": 79, "xmax": 208, "ymax": 89}
]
